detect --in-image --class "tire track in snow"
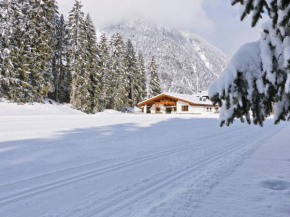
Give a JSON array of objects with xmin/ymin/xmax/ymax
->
[
  {"xmin": 0, "ymin": 126, "xmax": 251, "ymax": 207},
  {"xmin": 82, "ymin": 125, "xmax": 281, "ymax": 217}
]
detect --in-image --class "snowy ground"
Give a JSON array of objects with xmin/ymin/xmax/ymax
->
[{"xmin": 0, "ymin": 101, "xmax": 289, "ymax": 217}]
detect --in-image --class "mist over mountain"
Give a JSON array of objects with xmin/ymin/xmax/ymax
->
[{"xmin": 102, "ymin": 19, "xmax": 230, "ymax": 94}]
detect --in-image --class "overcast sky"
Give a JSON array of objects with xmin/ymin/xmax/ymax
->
[{"xmin": 57, "ymin": 0, "xmax": 267, "ymax": 55}]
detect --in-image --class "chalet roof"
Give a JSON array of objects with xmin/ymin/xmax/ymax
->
[{"xmin": 138, "ymin": 92, "xmax": 213, "ymax": 107}]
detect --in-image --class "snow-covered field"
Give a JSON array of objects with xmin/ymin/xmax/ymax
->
[{"xmin": 0, "ymin": 102, "xmax": 289, "ymax": 217}]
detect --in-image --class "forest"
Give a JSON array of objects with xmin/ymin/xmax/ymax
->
[{"xmin": 0, "ymin": 0, "xmax": 162, "ymax": 113}]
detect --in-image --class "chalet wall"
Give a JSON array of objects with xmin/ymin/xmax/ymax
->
[
  {"xmin": 177, "ymin": 101, "xmax": 203, "ymax": 114},
  {"xmin": 176, "ymin": 101, "xmax": 216, "ymax": 114},
  {"xmin": 177, "ymin": 101, "xmax": 190, "ymax": 114}
]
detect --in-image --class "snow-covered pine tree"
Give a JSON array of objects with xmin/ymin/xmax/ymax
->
[
  {"xmin": 27, "ymin": 0, "xmax": 58, "ymax": 102},
  {"xmin": 148, "ymin": 56, "xmax": 161, "ymax": 98},
  {"xmin": 125, "ymin": 39, "xmax": 139, "ymax": 106},
  {"xmin": 108, "ymin": 33, "xmax": 129, "ymax": 110},
  {"xmin": 0, "ymin": 0, "xmax": 17, "ymax": 99},
  {"xmin": 67, "ymin": 0, "xmax": 91, "ymax": 112},
  {"xmin": 137, "ymin": 52, "xmax": 147, "ymax": 103},
  {"xmin": 210, "ymin": 0, "xmax": 290, "ymax": 126},
  {"xmin": 51, "ymin": 14, "xmax": 70, "ymax": 103},
  {"xmin": 84, "ymin": 13, "xmax": 101, "ymax": 113},
  {"xmin": 0, "ymin": 0, "xmax": 33, "ymax": 102},
  {"xmin": 98, "ymin": 33, "xmax": 110, "ymax": 110}
]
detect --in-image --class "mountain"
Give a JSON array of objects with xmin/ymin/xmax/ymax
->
[{"xmin": 102, "ymin": 19, "xmax": 230, "ymax": 95}]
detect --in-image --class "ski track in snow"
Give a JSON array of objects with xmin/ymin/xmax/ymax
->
[
  {"xmin": 0, "ymin": 111, "xmax": 288, "ymax": 217},
  {"xmin": 0, "ymin": 125, "xmax": 250, "ymax": 207},
  {"xmin": 0, "ymin": 124, "xmax": 246, "ymax": 187},
  {"xmin": 81, "ymin": 125, "xmax": 282, "ymax": 217}
]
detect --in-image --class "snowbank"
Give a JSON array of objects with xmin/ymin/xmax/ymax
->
[
  {"xmin": 0, "ymin": 99, "xmax": 84, "ymax": 116},
  {"xmin": 0, "ymin": 99, "xmax": 142, "ymax": 116},
  {"xmin": 96, "ymin": 109, "xmax": 123, "ymax": 115}
]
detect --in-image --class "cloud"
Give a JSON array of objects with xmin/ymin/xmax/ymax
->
[
  {"xmin": 201, "ymin": 0, "xmax": 267, "ymax": 55},
  {"xmin": 57, "ymin": 0, "xmax": 213, "ymax": 31},
  {"xmin": 57, "ymin": 0, "xmax": 267, "ymax": 55}
]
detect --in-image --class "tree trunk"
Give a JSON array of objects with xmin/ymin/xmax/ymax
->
[
  {"xmin": 55, "ymin": 63, "xmax": 60, "ymax": 103},
  {"xmin": 70, "ymin": 74, "xmax": 76, "ymax": 108},
  {"xmin": 131, "ymin": 82, "xmax": 135, "ymax": 106}
]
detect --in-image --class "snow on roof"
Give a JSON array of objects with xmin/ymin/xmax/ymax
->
[
  {"xmin": 163, "ymin": 92, "xmax": 212, "ymax": 105},
  {"xmin": 138, "ymin": 91, "xmax": 213, "ymax": 106}
]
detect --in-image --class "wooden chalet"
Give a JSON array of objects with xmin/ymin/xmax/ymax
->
[{"xmin": 137, "ymin": 92, "xmax": 218, "ymax": 114}]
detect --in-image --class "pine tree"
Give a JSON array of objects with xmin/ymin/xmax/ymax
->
[
  {"xmin": 28, "ymin": 0, "xmax": 59, "ymax": 102},
  {"xmin": 84, "ymin": 13, "xmax": 101, "ymax": 113},
  {"xmin": 148, "ymin": 56, "xmax": 162, "ymax": 98},
  {"xmin": 98, "ymin": 33, "xmax": 110, "ymax": 110},
  {"xmin": 51, "ymin": 14, "xmax": 70, "ymax": 103},
  {"xmin": 108, "ymin": 33, "xmax": 129, "ymax": 110},
  {"xmin": 0, "ymin": 0, "xmax": 35, "ymax": 103},
  {"xmin": 137, "ymin": 52, "xmax": 147, "ymax": 103},
  {"xmin": 67, "ymin": 0, "xmax": 90, "ymax": 112},
  {"xmin": 14, "ymin": 0, "xmax": 35, "ymax": 103},
  {"xmin": 0, "ymin": 0, "xmax": 18, "ymax": 99},
  {"xmin": 125, "ymin": 39, "xmax": 139, "ymax": 106},
  {"xmin": 210, "ymin": 0, "xmax": 290, "ymax": 126}
]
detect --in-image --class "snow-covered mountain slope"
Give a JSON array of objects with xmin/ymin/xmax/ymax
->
[{"xmin": 102, "ymin": 19, "xmax": 230, "ymax": 94}]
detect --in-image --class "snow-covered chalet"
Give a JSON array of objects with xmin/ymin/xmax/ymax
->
[{"xmin": 137, "ymin": 91, "xmax": 219, "ymax": 114}]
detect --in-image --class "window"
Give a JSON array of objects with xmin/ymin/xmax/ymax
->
[{"xmin": 182, "ymin": 105, "xmax": 188, "ymax": 112}]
